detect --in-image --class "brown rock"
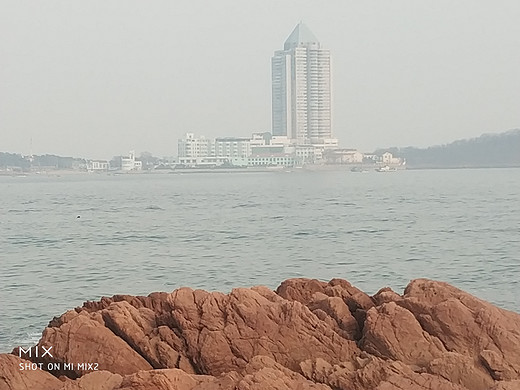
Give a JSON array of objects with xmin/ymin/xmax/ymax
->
[
  {"xmin": 0, "ymin": 354, "xmax": 63, "ymax": 390},
  {"xmin": 237, "ymin": 355, "xmax": 332, "ymax": 390},
  {"xmin": 168, "ymin": 287, "xmax": 360, "ymax": 375},
  {"xmin": 276, "ymin": 278, "xmax": 375, "ymax": 339},
  {"xmin": 276, "ymin": 278, "xmax": 329, "ymax": 305},
  {"xmin": 488, "ymin": 380, "xmax": 520, "ymax": 390},
  {"xmin": 326, "ymin": 278, "xmax": 375, "ymax": 312},
  {"xmin": 192, "ymin": 372, "xmax": 241, "ymax": 390},
  {"xmin": 101, "ymin": 301, "xmax": 194, "ymax": 371},
  {"xmin": 59, "ymin": 357, "xmax": 330, "ymax": 390},
  {"xmin": 5, "ymin": 278, "xmax": 520, "ymax": 390},
  {"xmin": 276, "ymin": 278, "xmax": 374, "ymax": 312},
  {"xmin": 360, "ymin": 302, "xmax": 446, "ymax": 366},
  {"xmin": 480, "ymin": 349, "xmax": 519, "ymax": 381},
  {"xmin": 308, "ymin": 295, "xmax": 360, "ymax": 339},
  {"xmin": 35, "ymin": 310, "xmax": 152, "ymax": 377},
  {"xmin": 116, "ymin": 369, "xmax": 208, "ymax": 390},
  {"xmin": 59, "ymin": 370, "xmax": 123, "ymax": 390},
  {"xmin": 300, "ymin": 354, "xmax": 469, "ymax": 390},
  {"xmin": 375, "ymin": 373, "xmax": 469, "ymax": 390},
  {"xmin": 427, "ymin": 352, "xmax": 494, "ymax": 390},
  {"xmin": 400, "ymin": 279, "xmax": 520, "ymax": 379},
  {"xmin": 372, "ymin": 287, "xmax": 402, "ymax": 306}
]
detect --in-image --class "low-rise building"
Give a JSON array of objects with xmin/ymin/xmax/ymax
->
[
  {"xmin": 214, "ymin": 137, "xmax": 251, "ymax": 159},
  {"xmin": 295, "ymin": 145, "xmax": 316, "ymax": 165},
  {"xmin": 249, "ymin": 144, "xmax": 294, "ymax": 167},
  {"xmin": 175, "ymin": 131, "xmax": 342, "ymax": 168},
  {"xmin": 178, "ymin": 133, "xmax": 213, "ymax": 159},
  {"xmin": 271, "ymin": 136, "xmax": 291, "ymax": 146},
  {"xmin": 323, "ymin": 149, "xmax": 364, "ymax": 164},
  {"xmin": 121, "ymin": 151, "xmax": 142, "ymax": 171},
  {"xmin": 87, "ymin": 160, "xmax": 109, "ymax": 172},
  {"xmin": 381, "ymin": 152, "xmax": 402, "ymax": 165},
  {"xmin": 250, "ymin": 132, "xmax": 272, "ymax": 147},
  {"xmin": 248, "ymin": 154, "xmax": 294, "ymax": 167},
  {"xmin": 178, "ymin": 156, "xmax": 230, "ymax": 167}
]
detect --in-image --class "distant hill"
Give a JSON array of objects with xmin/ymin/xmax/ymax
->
[
  {"xmin": 0, "ymin": 153, "xmax": 85, "ymax": 170},
  {"xmin": 378, "ymin": 129, "xmax": 520, "ymax": 168}
]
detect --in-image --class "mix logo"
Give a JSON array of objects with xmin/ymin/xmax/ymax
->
[{"xmin": 18, "ymin": 346, "xmax": 53, "ymax": 358}]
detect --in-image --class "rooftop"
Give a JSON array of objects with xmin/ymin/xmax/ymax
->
[{"xmin": 284, "ymin": 22, "xmax": 320, "ymax": 50}]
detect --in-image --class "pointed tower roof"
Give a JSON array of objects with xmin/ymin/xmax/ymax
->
[{"xmin": 284, "ymin": 22, "xmax": 320, "ymax": 50}]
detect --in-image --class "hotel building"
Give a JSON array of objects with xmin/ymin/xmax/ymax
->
[{"xmin": 271, "ymin": 22, "xmax": 332, "ymax": 145}]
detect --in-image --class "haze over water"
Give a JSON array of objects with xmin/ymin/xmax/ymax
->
[{"xmin": 1, "ymin": 168, "xmax": 519, "ymax": 352}]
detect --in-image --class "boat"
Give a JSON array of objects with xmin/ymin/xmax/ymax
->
[{"xmin": 375, "ymin": 165, "xmax": 397, "ymax": 172}]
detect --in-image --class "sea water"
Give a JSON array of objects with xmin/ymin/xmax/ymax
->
[{"xmin": 1, "ymin": 168, "xmax": 519, "ymax": 351}]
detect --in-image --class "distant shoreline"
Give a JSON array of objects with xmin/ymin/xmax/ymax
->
[{"xmin": 1, "ymin": 164, "xmax": 519, "ymax": 177}]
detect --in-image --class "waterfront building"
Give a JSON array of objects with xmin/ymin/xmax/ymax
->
[
  {"xmin": 363, "ymin": 154, "xmax": 378, "ymax": 162},
  {"xmin": 214, "ymin": 137, "xmax": 251, "ymax": 159},
  {"xmin": 248, "ymin": 144, "xmax": 295, "ymax": 167},
  {"xmin": 272, "ymin": 22, "xmax": 332, "ymax": 145},
  {"xmin": 323, "ymin": 149, "xmax": 364, "ymax": 164},
  {"xmin": 270, "ymin": 136, "xmax": 292, "ymax": 146},
  {"xmin": 179, "ymin": 156, "xmax": 230, "ymax": 167},
  {"xmin": 87, "ymin": 160, "xmax": 109, "ymax": 172},
  {"xmin": 121, "ymin": 151, "xmax": 142, "ymax": 171},
  {"xmin": 250, "ymin": 132, "xmax": 272, "ymax": 147},
  {"xmin": 178, "ymin": 133, "xmax": 213, "ymax": 159},
  {"xmin": 174, "ymin": 131, "xmax": 343, "ymax": 168},
  {"xmin": 247, "ymin": 155, "xmax": 295, "ymax": 167},
  {"xmin": 381, "ymin": 152, "xmax": 403, "ymax": 165},
  {"xmin": 294, "ymin": 145, "xmax": 316, "ymax": 165}
]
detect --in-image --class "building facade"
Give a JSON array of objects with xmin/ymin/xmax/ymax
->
[
  {"xmin": 87, "ymin": 160, "xmax": 109, "ymax": 172},
  {"xmin": 120, "ymin": 151, "xmax": 142, "ymax": 171},
  {"xmin": 176, "ymin": 131, "xmax": 344, "ymax": 168},
  {"xmin": 178, "ymin": 133, "xmax": 213, "ymax": 159},
  {"xmin": 214, "ymin": 137, "xmax": 251, "ymax": 159},
  {"xmin": 272, "ymin": 22, "xmax": 332, "ymax": 145}
]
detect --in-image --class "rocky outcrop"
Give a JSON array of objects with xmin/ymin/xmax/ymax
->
[
  {"xmin": 1, "ymin": 278, "xmax": 519, "ymax": 390},
  {"xmin": 59, "ymin": 371, "xmax": 123, "ymax": 390},
  {"xmin": 299, "ymin": 354, "xmax": 470, "ymax": 390},
  {"xmin": 360, "ymin": 302, "xmax": 447, "ymax": 365},
  {"xmin": 0, "ymin": 354, "xmax": 62, "ymax": 390}
]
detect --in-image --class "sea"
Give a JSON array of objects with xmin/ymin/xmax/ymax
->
[{"xmin": 1, "ymin": 168, "xmax": 519, "ymax": 352}]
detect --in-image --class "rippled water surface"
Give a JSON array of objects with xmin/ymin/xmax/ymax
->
[{"xmin": 1, "ymin": 168, "xmax": 519, "ymax": 351}]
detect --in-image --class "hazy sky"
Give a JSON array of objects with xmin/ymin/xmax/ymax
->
[{"xmin": 1, "ymin": 1, "xmax": 519, "ymax": 159}]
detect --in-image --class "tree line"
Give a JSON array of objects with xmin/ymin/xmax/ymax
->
[
  {"xmin": 0, "ymin": 153, "xmax": 85, "ymax": 170},
  {"xmin": 376, "ymin": 129, "xmax": 520, "ymax": 168}
]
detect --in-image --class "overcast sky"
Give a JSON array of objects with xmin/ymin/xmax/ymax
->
[{"xmin": 1, "ymin": 1, "xmax": 519, "ymax": 159}]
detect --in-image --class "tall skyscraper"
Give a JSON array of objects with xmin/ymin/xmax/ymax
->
[{"xmin": 272, "ymin": 22, "xmax": 332, "ymax": 144}]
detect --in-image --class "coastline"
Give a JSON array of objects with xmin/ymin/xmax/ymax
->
[
  {"xmin": 2, "ymin": 278, "xmax": 520, "ymax": 390},
  {"xmin": 2, "ymin": 164, "xmax": 519, "ymax": 178}
]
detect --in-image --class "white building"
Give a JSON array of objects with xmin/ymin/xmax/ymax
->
[
  {"xmin": 272, "ymin": 22, "xmax": 332, "ymax": 145},
  {"xmin": 248, "ymin": 155, "xmax": 295, "ymax": 167},
  {"xmin": 176, "ymin": 131, "xmax": 341, "ymax": 168},
  {"xmin": 214, "ymin": 137, "xmax": 251, "ymax": 159},
  {"xmin": 381, "ymin": 152, "xmax": 402, "ymax": 165},
  {"xmin": 323, "ymin": 149, "xmax": 364, "ymax": 164},
  {"xmin": 87, "ymin": 160, "xmax": 109, "ymax": 172},
  {"xmin": 178, "ymin": 156, "xmax": 230, "ymax": 167},
  {"xmin": 178, "ymin": 133, "xmax": 213, "ymax": 159},
  {"xmin": 294, "ymin": 145, "xmax": 316, "ymax": 165},
  {"xmin": 250, "ymin": 132, "xmax": 272, "ymax": 147},
  {"xmin": 270, "ymin": 136, "xmax": 292, "ymax": 146},
  {"xmin": 120, "ymin": 151, "xmax": 142, "ymax": 171}
]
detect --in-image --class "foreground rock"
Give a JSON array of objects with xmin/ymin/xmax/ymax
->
[
  {"xmin": 1, "ymin": 278, "xmax": 519, "ymax": 390},
  {"xmin": 0, "ymin": 354, "xmax": 62, "ymax": 390}
]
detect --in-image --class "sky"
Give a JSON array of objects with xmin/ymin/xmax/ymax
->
[{"xmin": 1, "ymin": 1, "xmax": 519, "ymax": 159}]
